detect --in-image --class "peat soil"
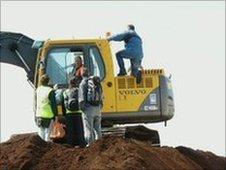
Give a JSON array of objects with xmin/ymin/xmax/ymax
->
[{"xmin": 0, "ymin": 133, "xmax": 225, "ymax": 170}]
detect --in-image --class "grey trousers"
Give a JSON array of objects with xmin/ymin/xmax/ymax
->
[
  {"xmin": 37, "ymin": 119, "xmax": 54, "ymax": 142},
  {"xmin": 83, "ymin": 105, "xmax": 102, "ymax": 145}
]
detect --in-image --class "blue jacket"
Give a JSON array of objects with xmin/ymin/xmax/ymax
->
[{"xmin": 108, "ymin": 30, "xmax": 143, "ymax": 59}]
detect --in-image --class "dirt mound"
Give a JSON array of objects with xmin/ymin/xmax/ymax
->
[
  {"xmin": 1, "ymin": 133, "xmax": 225, "ymax": 170},
  {"xmin": 176, "ymin": 146, "xmax": 226, "ymax": 170}
]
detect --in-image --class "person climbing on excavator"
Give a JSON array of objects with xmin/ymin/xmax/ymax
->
[{"xmin": 107, "ymin": 24, "xmax": 143, "ymax": 83}]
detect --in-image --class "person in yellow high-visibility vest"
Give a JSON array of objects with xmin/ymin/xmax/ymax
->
[{"xmin": 35, "ymin": 74, "xmax": 57, "ymax": 141}]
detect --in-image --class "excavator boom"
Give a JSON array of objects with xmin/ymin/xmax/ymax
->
[{"xmin": 0, "ymin": 32, "xmax": 38, "ymax": 84}]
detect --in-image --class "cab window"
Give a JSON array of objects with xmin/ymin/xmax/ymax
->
[
  {"xmin": 89, "ymin": 46, "xmax": 105, "ymax": 80},
  {"xmin": 45, "ymin": 47, "xmax": 84, "ymax": 85}
]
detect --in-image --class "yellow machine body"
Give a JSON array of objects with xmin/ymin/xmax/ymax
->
[
  {"xmin": 32, "ymin": 38, "xmax": 174, "ymax": 125},
  {"xmin": 0, "ymin": 32, "xmax": 175, "ymax": 144}
]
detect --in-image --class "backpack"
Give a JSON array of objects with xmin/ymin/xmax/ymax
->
[
  {"xmin": 85, "ymin": 76, "xmax": 103, "ymax": 106},
  {"xmin": 65, "ymin": 88, "xmax": 79, "ymax": 111}
]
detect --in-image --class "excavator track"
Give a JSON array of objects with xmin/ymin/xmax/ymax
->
[
  {"xmin": 102, "ymin": 125, "xmax": 160, "ymax": 147},
  {"xmin": 102, "ymin": 126, "xmax": 126, "ymax": 136}
]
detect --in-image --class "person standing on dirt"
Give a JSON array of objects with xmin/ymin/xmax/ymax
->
[
  {"xmin": 79, "ymin": 71, "xmax": 103, "ymax": 145},
  {"xmin": 35, "ymin": 74, "xmax": 57, "ymax": 142},
  {"xmin": 107, "ymin": 24, "xmax": 143, "ymax": 83},
  {"xmin": 63, "ymin": 76, "xmax": 86, "ymax": 147}
]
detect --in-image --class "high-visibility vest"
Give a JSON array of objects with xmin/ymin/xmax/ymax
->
[
  {"xmin": 36, "ymin": 86, "xmax": 54, "ymax": 119},
  {"xmin": 65, "ymin": 108, "xmax": 83, "ymax": 115}
]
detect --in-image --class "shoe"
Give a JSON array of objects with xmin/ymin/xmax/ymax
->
[
  {"xmin": 136, "ymin": 71, "xmax": 142, "ymax": 84},
  {"xmin": 117, "ymin": 72, "xmax": 127, "ymax": 76}
]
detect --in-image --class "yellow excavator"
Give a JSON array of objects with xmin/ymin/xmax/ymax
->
[{"xmin": 0, "ymin": 32, "xmax": 175, "ymax": 145}]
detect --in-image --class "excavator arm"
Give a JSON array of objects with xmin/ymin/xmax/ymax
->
[{"xmin": 0, "ymin": 32, "xmax": 39, "ymax": 85}]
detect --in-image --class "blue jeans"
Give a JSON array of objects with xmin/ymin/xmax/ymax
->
[{"xmin": 116, "ymin": 49, "xmax": 142, "ymax": 76}]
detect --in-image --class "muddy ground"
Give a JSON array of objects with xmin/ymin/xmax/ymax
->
[{"xmin": 0, "ymin": 133, "xmax": 225, "ymax": 170}]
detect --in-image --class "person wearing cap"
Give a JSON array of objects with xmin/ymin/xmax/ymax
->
[
  {"xmin": 35, "ymin": 74, "xmax": 57, "ymax": 141},
  {"xmin": 107, "ymin": 24, "xmax": 143, "ymax": 83}
]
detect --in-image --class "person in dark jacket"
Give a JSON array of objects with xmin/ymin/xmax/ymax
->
[
  {"xmin": 63, "ymin": 76, "xmax": 86, "ymax": 147},
  {"xmin": 108, "ymin": 24, "xmax": 143, "ymax": 83}
]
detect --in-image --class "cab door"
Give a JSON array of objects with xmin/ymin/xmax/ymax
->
[{"xmin": 86, "ymin": 44, "xmax": 116, "ymax": 113}]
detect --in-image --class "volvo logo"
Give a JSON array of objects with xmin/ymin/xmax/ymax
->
[{"xmin": 119, "ymin": 89, "xmax": 147, "ymax": 96}]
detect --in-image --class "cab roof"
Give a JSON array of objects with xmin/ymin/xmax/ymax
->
[{"xmin": 44, "ymin": 38, "xmax": 108, "ymax": 46}]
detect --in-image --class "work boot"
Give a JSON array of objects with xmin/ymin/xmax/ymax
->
[
  {"xmin": 117, "ymin": 72, "xmax": 127, "ymax": 76},
  {"xmin": 136, "ymin": 70, "xmax": 142, "ymax": 84},
  {"xmin": 117, "ymin": 71, "xmax": 127, "ymax": 76}
]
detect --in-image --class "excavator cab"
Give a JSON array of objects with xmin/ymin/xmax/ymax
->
[{"xmin": 43, "ymin": 45, "xmax": 104, "ymax": 88}]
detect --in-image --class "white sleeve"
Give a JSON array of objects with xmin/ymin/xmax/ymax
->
[{"xmin": 78, "ymin": 79, "xmax": 85, "ymax": 103}]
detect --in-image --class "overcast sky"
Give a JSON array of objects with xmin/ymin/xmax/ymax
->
[{"xmin": 1, "ymin": 1, "xmax": 225, "ymax": 156}]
